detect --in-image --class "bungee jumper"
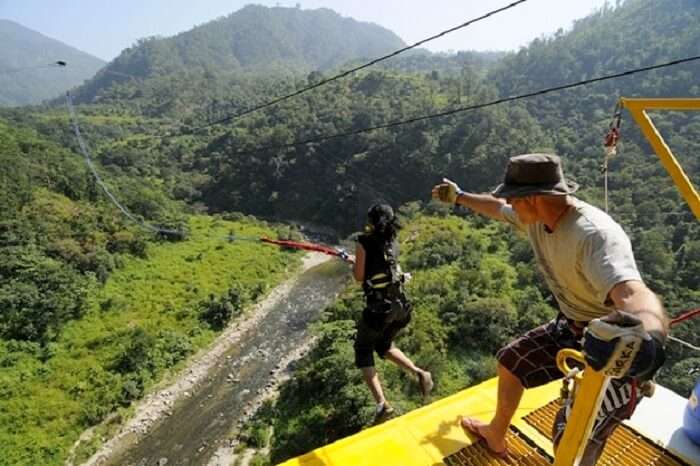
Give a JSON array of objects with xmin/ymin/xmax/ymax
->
[
  {"xmin": 432, "ymin": 153, "xmax": 668, "ymax": 464},
  {"xmin": 257, "ymin": 207, "xmax": 433, "ymax": 423},
  {"xmin": 351, "ymin": 203, "xmax": 433, "ymax": 423}
]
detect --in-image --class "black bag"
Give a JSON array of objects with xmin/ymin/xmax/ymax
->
[{"xmin": 365, "ymin": 281, "xmax": 411, "ymax": 325}]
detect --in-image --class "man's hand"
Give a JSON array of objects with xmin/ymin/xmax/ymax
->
[
  {"xmin": 431, "ymin": 178, "xmax": 463, "ymax": 204},
  {"xmin": 583, "ymin": 311, "xmax": 665, "ymax": 380}
]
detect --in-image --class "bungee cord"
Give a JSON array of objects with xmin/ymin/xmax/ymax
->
[{"xmin": 65, "ymin": 91, "xmax": 181, "ymax": 236}]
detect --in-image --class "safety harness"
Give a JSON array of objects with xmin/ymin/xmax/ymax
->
[{"xmin": 363, "ymin": 237, "xmax": 410, "ymax": 323}]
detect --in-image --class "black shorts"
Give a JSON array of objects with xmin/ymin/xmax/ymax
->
[
  {"xmin": 497, "ymin": 318, "xmax": 643, "ymax": 465},
  {"xmin": 354, "ymin": 303, "xmax": 411, "ymax": 368}
]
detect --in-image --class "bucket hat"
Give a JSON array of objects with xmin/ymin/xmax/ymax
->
[{"xmin": 491, "ymin": 153, "xmax": 579, "ymax": 198}]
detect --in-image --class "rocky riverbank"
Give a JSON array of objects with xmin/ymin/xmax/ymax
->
[{"xmin": 76, "ymin": 252, "xmax": 334, "ymax": 466}]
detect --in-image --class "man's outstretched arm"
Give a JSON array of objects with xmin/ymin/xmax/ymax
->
[{"xmin": 431, "ymin": 178, "xmax": 506, "ymax": 221}]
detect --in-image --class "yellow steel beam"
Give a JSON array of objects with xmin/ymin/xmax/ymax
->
[
  {"xmin": 619, "ymin": 97, "xmax": 700, "ymax": 220},
  {"xmin": 278, "ymin": 379, "xmax": 562, "ymax": 466},
  {"xmin": 553, "ymin": 349, "xmax": 609, "ymax": 466},
  {"xmin": 621, "ymin": 98, "xmax": 700, "ymax": 111}
]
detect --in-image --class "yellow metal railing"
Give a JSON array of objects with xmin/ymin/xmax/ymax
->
[
  {"xmin": 619, "ymin": 98, "xmax": 700, "ymax": 220},
  {"xmin": 552, "ymin": 350, "xmax": 609, "ymax": 466}
]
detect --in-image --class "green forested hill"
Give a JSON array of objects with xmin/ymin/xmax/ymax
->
[
  {"xmin": 490, "ymin": 0, "xmax": 700, "ymax": 190},
  {"xmin": 489, "ymin": 0, "xmax": 700, "ymax": 231},
  {"xmin": 0, "ymin": 20, "xmax": 104, "ymax": 106},
  {"xmin": 73, "ymin": 5, "xmax": 406, "ymax": 104},
  {"xmin": 197, "ymin": 69, "xmax": 547, "ymax": 232}
]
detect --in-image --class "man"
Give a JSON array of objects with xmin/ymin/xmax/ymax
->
[{"xmin": 431, "ymin": 153, "xmax": 667, "ymax": 464}]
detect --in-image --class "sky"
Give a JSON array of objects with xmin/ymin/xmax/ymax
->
[{"xmin": 0, "ymin": 0, "xmax": 612, "ymax": 61}]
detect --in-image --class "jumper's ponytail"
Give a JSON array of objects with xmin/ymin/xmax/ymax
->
[{"xmin": 367, "ymin": 203, "xmax": 401, "ymax": 241}]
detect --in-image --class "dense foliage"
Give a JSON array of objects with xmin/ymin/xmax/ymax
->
[
  {"xmin": 0, "ymin": 115, "xmax": 301, "ymax": 463},
  {"xmin": 0, "ymin": 211, "xmax": 301, "ymax": 464},
  {"xmin": 196, "ymin": 68, "xmax": 546, "ymax": 233}
]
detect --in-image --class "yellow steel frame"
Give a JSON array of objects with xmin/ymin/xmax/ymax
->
[
  {"xmin": 553, "ymin": 350, "xmax": 609, "ymax": 466},
  {"xmin": 619, "ymin": 98, "xmax": 700, "ymax": 220},
  {"xmin": 278, "ymin": 378, "xmax": 563, "ymax": 466}
]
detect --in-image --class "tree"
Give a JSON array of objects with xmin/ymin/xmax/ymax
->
[{"xmin": 0, "ymin": 247, "xmax": 87, "ymax": 342}]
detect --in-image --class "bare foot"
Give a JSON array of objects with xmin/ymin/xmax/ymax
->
[{"xmin": 459, "ymin": 416, "xmax": 508, "ymax": 458}]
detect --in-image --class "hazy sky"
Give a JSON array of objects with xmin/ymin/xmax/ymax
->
[{"xmin": 0, "ymin": 0, "xmax": 612, "ymax": 61}]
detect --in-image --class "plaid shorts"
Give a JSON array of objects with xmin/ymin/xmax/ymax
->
[
  {"xmin": 496, "ymin": 317, "xmax": 581, "ymax": 389},
  {"xmin": 497, "ymin": 317, "xmax": 642, "ymax": 466}
]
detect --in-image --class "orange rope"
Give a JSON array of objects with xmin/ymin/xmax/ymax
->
[
  {"xmin": 670, "ymin": 307, "xmax": 700, "ymax": 327},
  {"xmin": 260, "ymin": 238, "xmax": 342, "ymax": 257}
]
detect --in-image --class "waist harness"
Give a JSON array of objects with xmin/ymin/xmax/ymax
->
[{"xmin": 363, "ymin": 238, "xmax": 410, "ymax": 323}]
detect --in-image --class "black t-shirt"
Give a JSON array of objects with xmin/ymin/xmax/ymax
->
[{"xmin": 358, "ymin": 233, "xmax": 398, "ymax": 289}]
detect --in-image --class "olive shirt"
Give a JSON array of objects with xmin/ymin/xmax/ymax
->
[{"xmin": 501, "ymin": 198, "xmax": 642, "ymax": 322}]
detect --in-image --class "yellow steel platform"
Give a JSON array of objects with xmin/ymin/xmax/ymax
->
[
  {"xmin": 278, "ymin": 377, "xmax": 697, "ymax": 466},
  {"xmin": 278, "ymin": 378, "xmax": 560, "ymax": 466}
]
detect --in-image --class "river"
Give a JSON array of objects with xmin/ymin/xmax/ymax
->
[{"xmin": 100, "ymin": 257, "xmax": 350, "ymax": 466}]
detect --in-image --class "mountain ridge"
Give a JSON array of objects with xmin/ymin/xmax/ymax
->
[
  {"xmin": 72, "ymin": 5, "xmax": 407, "ymax": 103},
  {"xmin": 0, "ymin": 19, "xmax": 105, "ymax": 106}
]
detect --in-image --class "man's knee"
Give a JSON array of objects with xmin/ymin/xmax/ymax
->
[{"xmin": 497, "ymin": 362, "xmax": 524, "ymax": 388}]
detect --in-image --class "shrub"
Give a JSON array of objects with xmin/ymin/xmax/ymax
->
[
  {"xmin": 199, "ymin": 287, "xmax": 244, "ymax": 330},
  {"xmin": 110, "ymin": 328, "xmax": 156, "ymax": 374},
  {"xmin": 452, "ymin": 297, "xmax": 518, "ymax": 351}
]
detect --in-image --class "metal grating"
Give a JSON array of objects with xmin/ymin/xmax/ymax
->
[
  {"xmin": 522, "ymin": 399, "xmax": 560, "ymax": 440},
  {"xmin": 443, "ymin": 428, "xmax": 552, "ymax": 466},
  {"xmin": 523, "ymin": 400, "xmax": 691, "ymax": 466}
]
